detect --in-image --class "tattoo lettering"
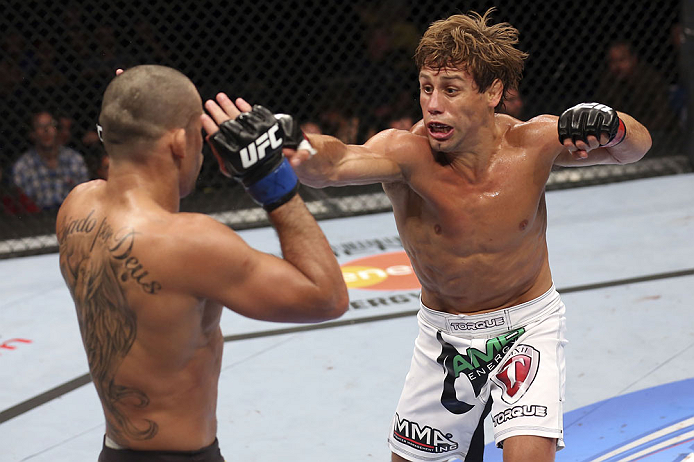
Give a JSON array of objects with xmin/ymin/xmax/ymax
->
[
  {"xmin": 108, "ymin": 228, "xmax": 162, "ymax": 294},
  {"xmin": 58, "ymin": 211, "xmax": 161, "ymax": 441},
  {"xmin": 58, "ymin": 210, "xmax": 97, "ymax": 242},
  {"xmin": 59, "ymin": 213, "xmax": 162, "ymax": 295},
  {"xmin": 90, "ymin": 216, "xmax": 115, "ymax": 252}
]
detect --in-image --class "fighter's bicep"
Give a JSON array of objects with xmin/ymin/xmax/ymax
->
[
  {"xmin": 217, "ymin": 250, "xmax": 325, "ymax": 321},
  {"xmin": 360, "ymin": 128, "xmax": 425, "ymax": 181},
  {"xmin": 174, "ymin": 219, "xmax": 318, "ymax": 321},
  {"xmin": 332, "ymin": 144, "xmax": 404, "ymax": 185},
  {"xmin": 325, "ymin": 131, "xmax": 408, "ymax": 185}
]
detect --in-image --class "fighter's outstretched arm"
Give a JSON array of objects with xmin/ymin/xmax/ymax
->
[
  {"xmin": 552, "ymin": 103, "xmax": 652, "ymax": 167},
  {"xmin": 284, "ymin": 129, "xmax": 416, "ymax": 188}
]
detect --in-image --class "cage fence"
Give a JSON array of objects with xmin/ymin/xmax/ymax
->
[{"xmin": 0, "ymin": 0, "xmax": 689, "ymax": 258}]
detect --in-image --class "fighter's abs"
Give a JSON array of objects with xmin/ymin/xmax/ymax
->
[{"xmin": 394, "ymin": 200, "xmax": 549, "ymax": 312}]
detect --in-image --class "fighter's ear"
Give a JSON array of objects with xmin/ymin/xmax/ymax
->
[
  {"xmin": 171, "ymin": 128, "xmax": 187, "ymax": 160},
  {"xmin": 487, "ymin": 79, "xmax": 503, "ymax": 108}
]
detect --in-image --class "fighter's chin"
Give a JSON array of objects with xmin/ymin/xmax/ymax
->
[
  {"xmin": 427, "ymin": 129, "xmax": 455, "ymax": 149},
  {"xmin": 428, "ymin": 137, "xmax": 454, "ymax": 153}
]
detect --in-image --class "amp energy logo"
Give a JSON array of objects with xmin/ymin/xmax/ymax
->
[{"xmin": 436, "ymin": 328, "xmax": 525, "ymax": 415}]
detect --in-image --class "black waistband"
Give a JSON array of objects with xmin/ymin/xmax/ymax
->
[{"xmin": 98, "ymin": 437, "xmax": 224, "ymax": 462}]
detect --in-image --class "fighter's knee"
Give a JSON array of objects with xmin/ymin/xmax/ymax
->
[{"xmin": 502, "ymin": 435, "xmax": 556, "ymax": 462}]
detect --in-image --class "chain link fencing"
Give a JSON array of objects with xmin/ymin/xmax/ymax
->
[{"xmin": 0, "ymin": 0, "xmax": 689, "ymax": 258}]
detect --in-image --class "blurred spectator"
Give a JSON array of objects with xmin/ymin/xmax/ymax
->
[
  {"xmin": 81, "ymin": 25, "xmax": 127, "ymax": 85},
  {"xmin": 0, "ymin": 165, "xmax": 39, "ymax": 215},
  {"xmin": 352, "ymin": 1, "xmax": 420, "ymax": 137},
  {"xmin": 0, "ymin": 30, "xmax": 27, "ymax": 100},
  {"xmin": 27, "ymin": 39, "xmax": 68, "ymax": 94},
  {"xmin": 300, "ymin": 121, "xmax": 323, "ymax": 135},
  {"xmin": 80, "ymin": 127, "xmax": 109, "ymax": 180},
  {"xmin": 86, "ymin": 146, "xmax": 110, "ymax": 181},
  {"xmin": 498, "ymin": 88, "xmax": 525, "ymax": 120},
  {"xmin": 321, "ymin": 108, "xmax": 361, "ymax": 144},
  {"xmin": 62, "ymin": 5, "xmax": 88, "ymax": 55},
  {"xmin": 356, "ymin": 1, "xmax": 420, "ymax": 77},
  {"xmin": 387, "ymin": 112, "xmax": 415, "ymax": 131},
  {"xmin": 84, "ymin": 149, "xmax": 109, "ymax": 181},
  {"xmin": 57, "ymin": 113, "xmax": 75, "ymax": 148},
  {"xmin": 12, "ymin": 111, "xmax": 89, "ymax": 210},
  {"xmin": 594, "ymin": 40, "xmax": 680, "ymax": 148},
  {"xmin": 133, "ymin": 20, "xmax": 172, "ymax": 63},
  {"xmin": 82, "ymin": 129, "xmax": 101, "ymax": 148},
  {"xmin": 0, "ymin": 30, "xmax": 30, "ymax": 166},
  {"xmin": 668, "ymin": 23, "xmax": 687, "ymax": 130}
]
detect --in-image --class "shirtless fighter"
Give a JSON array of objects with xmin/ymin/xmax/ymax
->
[
  {"xmin": 56, "ymin": 65, "xmax": 348, "ymax": 461},
  {"xmin": 281, "ymin": 9, "xmax": 652, "ymax": 462}
]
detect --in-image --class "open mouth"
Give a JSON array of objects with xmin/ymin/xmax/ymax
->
[{"xmin": 427, "ymin": 122, "xmax": 453, "ymax": 140}]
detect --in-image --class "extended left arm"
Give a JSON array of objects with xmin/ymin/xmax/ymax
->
[{"xmin": 554, "ymin": 103, "xmax": 652, "ymax": 167}]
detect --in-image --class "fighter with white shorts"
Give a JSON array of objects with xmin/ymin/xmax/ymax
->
[{"xmin": 388, "ymin": 285, "xmax": 567, "ymax": 461}]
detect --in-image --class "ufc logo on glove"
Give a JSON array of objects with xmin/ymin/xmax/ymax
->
[
  {"xmin": 240, "ymin": 124, "xmax": 282, "ymax": 168},
  {"xmin": 208, "ymin": 105, "xmax": 301, "ymax": 211}
]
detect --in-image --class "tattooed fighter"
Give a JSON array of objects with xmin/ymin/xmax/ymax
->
[{"xmin": 56, "ymin": 65, "xmax": 348, "ymax": 461}]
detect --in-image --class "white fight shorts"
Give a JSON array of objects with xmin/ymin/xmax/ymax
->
[{"xmin": 388, "ymin": 285, "xmax": 567, "ymax": 461}]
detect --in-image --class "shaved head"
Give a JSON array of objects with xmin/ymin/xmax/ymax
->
[{"xmin": 99, "ymin": 65, "xmax": 201, "ymax": 153}]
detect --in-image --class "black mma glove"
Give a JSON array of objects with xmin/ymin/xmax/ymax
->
[
  {"xmin": 274, "ymin": 113, "xmax": 317, "ymax": 155},
  {"xmin": 209, "ymin": 105, "xmax": 305, "ymax": 211},
  {"xmin": 558, "ymin": 102, "xmax": 626, "ymax": 148}
]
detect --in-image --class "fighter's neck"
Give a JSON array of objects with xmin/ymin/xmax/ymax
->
[
  {"xmin": 442, "ymin": 119, "xmax": 503, "ymax": 182},
  {"xmin": 106, "ymin": 163, "xmax": 181, "ymax": 213}
]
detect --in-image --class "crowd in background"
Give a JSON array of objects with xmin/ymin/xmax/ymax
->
[{"xmin": 0, "ymin": 1, "xmax": 687, "ymax": 216}]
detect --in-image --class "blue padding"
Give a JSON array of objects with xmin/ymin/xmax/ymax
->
[
  {"xmin": 246, "ymin": 157, "xmax": 298, "ymax": 207},
  {"xmin": 483, "ymin": 378, "xmax": 694, "ymax": 461}
]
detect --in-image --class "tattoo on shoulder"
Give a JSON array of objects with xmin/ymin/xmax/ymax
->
[
  {"xmin": 59, "ymin": 211, "xmax": 162, "ymax": 295},
  {"xmin": 58, "ymin": 210, "xmax": 162, "ymax": 441}
]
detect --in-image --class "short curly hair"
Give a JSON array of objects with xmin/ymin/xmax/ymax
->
[{"xmin": 414, "ymin": 9, "xmax": 528, "ymax": 109}]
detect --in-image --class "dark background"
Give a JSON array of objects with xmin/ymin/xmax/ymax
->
[{"xmin": 0, "ymin": 0, "xmax": 688, "ymax": 255}]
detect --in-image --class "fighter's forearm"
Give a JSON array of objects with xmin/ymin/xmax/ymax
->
[
  {"xmin": 267, "ymin": 195, "xmax": 348, "ymax": 320},
  {"xmin": 606, "ymin": 112, "xmax": 652, "ymax": 164},
  {"xmin": 298, "ymin": 134, "xmax": 352, "ymax": 187}
]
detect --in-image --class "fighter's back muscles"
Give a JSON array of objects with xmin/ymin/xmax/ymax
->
[
  {"xmin": 57, "ymin": 184, "xmax": 174, "ymax": 445},
  {"xmin": 56, "ymin": 179, "xmax": 348, "ymax": 448},
  {"xmin": 59, "ymin": 183, "xmax": 347, "ymax": 324}
]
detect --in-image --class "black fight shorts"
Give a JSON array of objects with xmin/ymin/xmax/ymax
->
[{"xmin": 98, "ymin": 437, "xmax": 224, "ymax": 462}]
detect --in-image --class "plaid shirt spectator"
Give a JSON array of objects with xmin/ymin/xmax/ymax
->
[{"xmin": 12, "ymin": 146, "xmax": 89, "ymax": 209}]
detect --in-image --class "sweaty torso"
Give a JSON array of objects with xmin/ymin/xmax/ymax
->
[
  {"xmin": 383, "ymin": 119, "xmax": 556, "ymax": 314},
  {"xmin": 57, "ymin": 180, "xmax": 223, "ymax": 450}
]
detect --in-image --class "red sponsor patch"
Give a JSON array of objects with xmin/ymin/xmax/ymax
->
[{"xmin": 492, "ymin": 345, "xmax": 540, "ymax": 404}]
